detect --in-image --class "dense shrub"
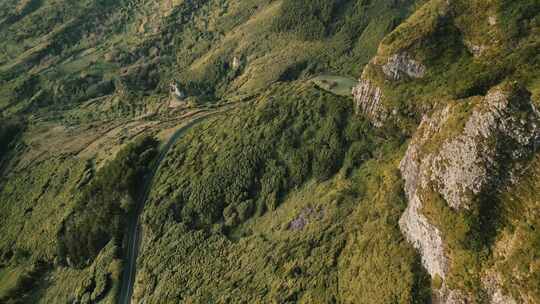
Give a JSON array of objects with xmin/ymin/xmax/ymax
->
[
  {"xmin": 0, "ymin": 119, "xmax": 23, "ymax": 164},
  {"xmin": 273, "ymin": 0, "xmax": 410, "ymax": 43},
  {"xmin": 499, "ymin": 0, "xmax": 540, "ymax": 38},
  {"xmin": 135, "ymin": 93, "xmax": 430, "ymax": 301},
  {"xmin": 273, "ymin": 0, "xmax": 346, "ymax": 40},
  {"xmin": 144, "ymin": 84, "xmax": 379, "ymax": 236},
  {"xmin": 57, "ymin": 136, "xmax": 159, "ymax": 267}
]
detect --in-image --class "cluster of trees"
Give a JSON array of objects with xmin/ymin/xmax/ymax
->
[
  {"xmin": 135, "ymin": 84, "xmax": 429, "ymax": 302},
  {"xmin": 0, "ymin": 118, "xmax": 23, "ymax": 165},
  {"xmin": 500, "ymin": 0, "xmax": 540, "ymax": 38},
  {"xmin": 0, "ymin": 262, "xmax": 49, "ymax": 304},
  {"xmin": 57, "ymin": 136, "xmax": 158, "ymax": 267},
  {"xmin": 147, "ymin": 86, "xmax": 379, "ymax": 235},
  {"xmin": 272, "ymin": 0, "xmax": 347, "ymax": 40},
  {"xmin": 272, "ymin": 0, "xmax": 408, "ymax": 42}
]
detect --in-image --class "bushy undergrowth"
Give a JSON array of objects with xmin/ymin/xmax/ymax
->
[
  {"xmin": 143, "ymin": 84, "xmax": 381, "ymax": 233},
  {"xmin": 0, "ymin": 0, "xmax": 419, "ymax": 120},
  {"xmin": 57, "ymin": 136, "xmax": 158, "ymax": 267},
  {"xmin": 129, "ymin": 84, "xmax": 428, "ymax": 303},
  {"xmin": 1, "ymin": 0, "xmax": 537, "ymax": 302},
  {"xmin": 0, "ymin": 119, "xmax": 23, "ymax": 165},
  {"xmin": 499, "ymin": 0, "xmax": 540, "ymax": 38},
  {"xmin": 494, "ymin": 154, "xmax": 540, "ymax": 302},
  {"xmin": 272, "ymin": 0, "xmax": 345, "ymax": 40}
]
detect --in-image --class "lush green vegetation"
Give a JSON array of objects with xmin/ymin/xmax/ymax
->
[
  {"xmin": 0, "ymin": 119, "xmax": 23, "ymax": 165},
  {"xmin": 0, "ymin": 261, "xmax": 49, "ymax": 304},
  {"xmin": 144, "ymin": 83, "xmax": 385, "ymax": 233},
  {"xmin": 0, "ymin": 0, "xmax": 419, "ymax": 121},
  {"xmin": 129, "ymin": 84, "xmax": 430, "ymax": 303},
  {"xmin": 0, "ymin": 1, "xmax": 426, "ymax": 301},
  {"xmin": 272, "ymin": 0, "xmax": 344, "ymax": 40},
  {"xmin": 496, "ymin": 154, "xmax": 540, "ymax": 302},
  {"xmin": 57, "ymin": 136, "xmax": 158, "ymax": 267},
  {"xmin": 0, "ymin": 0, "xmax": 538, "ymax": 302},
  {"xmin": 499, "ymin": 0, "xmax": 540, "ymax": 38}
]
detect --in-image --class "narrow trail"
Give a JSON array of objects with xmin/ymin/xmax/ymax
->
[{"xmin": 117, "ymin": 106, "xmax": 237, "ymax": 304}]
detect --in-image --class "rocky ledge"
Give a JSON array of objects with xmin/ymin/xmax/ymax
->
[
  {"xmin": 399, "ymin": 82, "xmax": 540, "ymax": 303},
  {"xmin": 382, "ymin": 53, "xmax": 426, "ymax": 81},
  {"xmin": 352, "ymin": 79, "xmax": 387, "ymax": 127},
  {"xmin": 352, "ymin": 52, "xmax": 426, "ymax": 127}
]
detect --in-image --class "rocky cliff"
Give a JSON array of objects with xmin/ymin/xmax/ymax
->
[
  {"xmin": 352, "ymin": 0, "xmax": 540, "ymax": 302},
  {"xmin": 400, "ymin": 83, "xmax": 539, "ymax": 303}
]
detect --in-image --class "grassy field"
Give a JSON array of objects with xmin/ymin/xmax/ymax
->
[{"xmin": 311, "ymin": 75, "xmax": 358, "ymax": 97}]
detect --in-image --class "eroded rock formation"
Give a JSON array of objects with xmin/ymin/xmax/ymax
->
[
  {"xmin": 352, "ymin": 52, "xmax": 426, "ymax": 127},
  {"xmin": 352, "ymin": 79, "xmax": 387, "ymax": 127},
  {"xmin": 382, "ymin": 53, "xmax": 426, "ymax": 81},
  {"xmin": 399, "ymin": 83, "xmax": 540, "ymax": 303}
]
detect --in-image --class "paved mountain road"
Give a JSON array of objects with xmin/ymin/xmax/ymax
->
[{"xmin": 118, "ymin": 106, "xmax": 237, "ymax": 304}]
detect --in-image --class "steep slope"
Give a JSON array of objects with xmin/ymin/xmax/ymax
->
[
  {"xmin": 0, "ymin": 0, "xmax": 538, "ymax": 303},
  {"xmin": 0, "ymin": 0, "xmax": 418, "ymax": 120},
  {"xmin": 131, "ymin": 83, "xmax": 430, "ymax": 303},
  {"xmin": 0, "ymin": 0, "xmax": 424, "ymax": 302},
  {"xmin": 353, "ymin": 0, "xmax": 540, "ymax": 303}
]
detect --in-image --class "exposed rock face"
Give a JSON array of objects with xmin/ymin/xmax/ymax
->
[
  {"xmin": 352, "ymin": 79, "xmax": 387, "ymax": 127},
  {"xmin": 353, "ymin": 53, "xmax": 426, "ymax": 126},
  {"xmin": 170, "ymin": 82, "xmax": 185, "ymax": 99},
  {"xmin": 382, "ymin": 53, "xmax": 426, "ymax": 80},
  {"xmin": 399, "ymin": 83, "xmax": 540, "ymax": 303},
  {"xmin": 482, "ymin": 273, "xmax": 518, "ymax": 304},
  {"xmin": 399, "ymin": 178, "xmax": 448, "ymax": 277},
  {"xmin": 433, "ymin": 285, "xmax": 469, "ymax": 304},
  {"xmin": 399, "ymin": 104, "xmax": 452, "ymax": 279}
]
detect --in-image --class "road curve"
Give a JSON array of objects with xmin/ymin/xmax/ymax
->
[{"xmin": 118, "ymin": 108, "xmax": 234, "ymax": 304}]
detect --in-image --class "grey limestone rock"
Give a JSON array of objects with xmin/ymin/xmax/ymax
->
[
  {"xmin": 399, "ymin": 83, "xmax": 540, "ymax": 303},
  {"xmin": 352, "ymin": 79, "xmax": 387, "ymax": 127},
  {"xmin": 353, "ymin": 53, "xmax": 426, "ymax": 126},
  {"xmin": 382, "ymin": 53, "xmax": 426, "ymax": 81}
]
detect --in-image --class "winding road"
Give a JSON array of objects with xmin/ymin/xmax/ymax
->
[{"xmin": 117, "ymin": 106, "xmax": 236, "ymax": 304}]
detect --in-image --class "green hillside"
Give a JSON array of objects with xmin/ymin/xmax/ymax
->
[{"xmin": 0, "ymin": 0, "xmax": 538, "ymax": 303}]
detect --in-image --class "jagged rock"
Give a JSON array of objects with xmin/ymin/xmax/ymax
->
[
  {"xmin": 402, "ymin": 84, "xmax": 539, "ymax": 211},
  {"xmin": 399, "ymin": 181, "xmax": 448, "ymax": 277},
  {"xmin": 433, "ymin": 285, "xmax": 470, "ymax": 304},
  {"xmin": 482, "ymin": 273, "xmax": 517, "ymax": 304},
  {"xmin": 399, "ymin": 83, "xmax": 539, "ymax": 303},
  {"xmin": 353, "ymin": 52, "xmax": 425, "ymax": 126},
  {"xmin": 352, "ymin": 79, "xmax": 387, "ymax": 127},
  {"xmin": 382, "ymin": 53, "xmax": 426, "ymax": 80},
  {"xmin": 399, "ymin": 104, "xmax": 451, "ymax": 279},
  {"xmin": 170, "ymin": 82, "xmax": 185, "ymax": 100}
]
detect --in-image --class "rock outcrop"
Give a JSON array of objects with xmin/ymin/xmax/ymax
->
[
  {"xmin": 433, "ymin": 285, "xmax": 469, "ymax": 304},
  {"xmin": 482, "ymin": 273, "xmax": 518, "ymax": 304},
  {"xmin": 352, "ymin": 52, "xmax": 426, "ymax": 127},
  {"xmin": 352, "ymin": 79, "xmax": 387, "ymax": 127},
  {"xmin": 382, "ymin": 53, "xmax": 426, "ymax": 81},
  {"xmin": 232, "ymin": 56, "xmax": 242, "ymax": 71},
  {"xmin": 399, "ymin": 82, "xmax": 540, "ymax": 303}
]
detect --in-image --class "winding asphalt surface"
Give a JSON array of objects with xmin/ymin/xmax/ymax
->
[{"xmin": 118, "ymin": 107, "xmax": 235, "ymax": 304}]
